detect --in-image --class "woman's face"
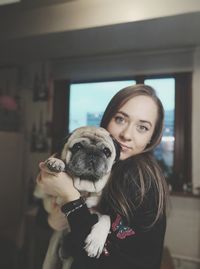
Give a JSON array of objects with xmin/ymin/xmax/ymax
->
[{"xmin": 107, "ymin": 95, "xmax": 158, "ymax": 160}]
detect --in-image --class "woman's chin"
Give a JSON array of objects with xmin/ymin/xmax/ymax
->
[{"xmin": 120, "ymin": 152, "xmax": 131, "ymax": 160}]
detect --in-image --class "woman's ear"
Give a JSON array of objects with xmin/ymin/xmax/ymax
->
[{"xmin": 110, "ymin": 135, "xmax": 121, "ymax": 161}]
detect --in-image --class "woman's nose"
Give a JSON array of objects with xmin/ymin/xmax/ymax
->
[{"xmin": 120, "ymin": 125, "xmax": 132, "ymax": 141}]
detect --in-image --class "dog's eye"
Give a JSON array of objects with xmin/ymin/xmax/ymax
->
[
  {"xmin": 71, "ymin": 142, "xmax": 83, "ymax": 152},
  {"xmin": 103, "ymin": 147, "xmax": 111, "ymax": 158}
]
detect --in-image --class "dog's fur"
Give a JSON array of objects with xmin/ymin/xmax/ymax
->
[{"xmin": 34, "ymin": 126, "xmax": 120, "ymax": 269}]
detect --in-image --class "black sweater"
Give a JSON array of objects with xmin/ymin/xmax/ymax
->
[{"xmin": 66, "ymin": 190, "xmax": 166, "ymax": 269}]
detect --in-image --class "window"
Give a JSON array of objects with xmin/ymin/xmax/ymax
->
[{"xmin": 52, "ymin": 73, "xmax": 192, "ymax": 193}]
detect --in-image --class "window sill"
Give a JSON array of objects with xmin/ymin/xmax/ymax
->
[{"xmin": 170, "ymin": 191, "xmax": 200, "ymax": 199}]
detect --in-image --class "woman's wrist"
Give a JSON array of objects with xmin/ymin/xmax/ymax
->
[{"xmin": 60, "ymin": 189, "xmax": 81, "ymax": 203}]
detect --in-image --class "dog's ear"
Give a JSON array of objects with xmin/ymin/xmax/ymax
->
[
  {"xmin": 110, "ymin": 135, "xmax": 121, "ymax": 161},
  {"xmin": 55, "ymin": 133, "xmax": 72, "ymax": 158},
  {"xmin": 63, "ymin": 133, "xmax": 72, "ymax": 144}
]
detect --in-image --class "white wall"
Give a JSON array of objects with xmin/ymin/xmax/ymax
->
[
  {"xmin": 0, "ymin": 132, "xmax": 24, "ymax": 228},
  {"xmin": 1, "ymin": 0, "xmax": 200, "ymax": 39},
  {"xmin": 192, "ymin": 48, "xmax": 200, "ymax": 192},
  {"xmin": 53, "ymin": 48, "xmax": 193, "ymax": 80},
  {"xmin": 165, "ymin": 196, "xmax": 200, "ymax": 263}
]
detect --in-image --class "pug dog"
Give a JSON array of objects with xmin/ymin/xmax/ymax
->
[{"xmin": 34, "ymin": 126, "xmax": 120, "ymax": 268}]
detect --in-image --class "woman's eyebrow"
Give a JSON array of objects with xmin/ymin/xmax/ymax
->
[
  {"xmin": 117, "ymin": 111, "xmax": 129, "ymax": 118},
  {"xmin": 139, "ymin": 120, "xmax": 152, "ymax": 127},
  {"xmin": 118, "ymin": 111, "xmax": 152, "ymax": 127}
]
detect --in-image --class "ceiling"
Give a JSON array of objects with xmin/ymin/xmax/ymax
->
[
  {"xmin": 0, "ymin": 0, "xmax": 74, "ymax": 8},
  {"xmin": 1, "ymin": 11, "xmax": 200, "ymax": 65}
]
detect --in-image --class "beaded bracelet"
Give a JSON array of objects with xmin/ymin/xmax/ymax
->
[{"xmin": 61, "ymin": 197, "xmax": 85, "ymax": 217}]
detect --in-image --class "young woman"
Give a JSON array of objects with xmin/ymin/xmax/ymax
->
[{"xmin": 38, "ymin": 84, "xmax": 168, "ymax": 269}]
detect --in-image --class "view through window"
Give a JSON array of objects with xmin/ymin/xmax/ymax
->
[{"xmin": 145, "ymin": 78, "xmax": 175, "ymax": 182}]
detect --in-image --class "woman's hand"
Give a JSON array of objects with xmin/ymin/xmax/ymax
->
[
  {"xmin": 37, "ymin": 161, "xmax": 80, "ymax": 203},
  {"xmin": 47, "ymin": 199, "xmax": 69, "ymax": 231}
]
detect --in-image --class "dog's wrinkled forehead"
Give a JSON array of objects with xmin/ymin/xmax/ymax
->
[
  {"xmin": 70, "ymin": 133, "xmax": 112, "ymax": 149},
  {"xmin": 60, "ymin": 127, "xmax": 117, "ymax": 163},
  {"xmin": 67, "ymin": 126, "xmax": 114, "ymax": 150}
]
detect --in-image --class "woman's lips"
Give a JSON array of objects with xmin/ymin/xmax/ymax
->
[{"xmin": 119, "ymin": 142, "xmax": 132, "ymax": 151}]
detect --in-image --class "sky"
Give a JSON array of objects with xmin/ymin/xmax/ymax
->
[{"xmin": 145, "ymin": 78, "xmax": 175, "ymax": 110}]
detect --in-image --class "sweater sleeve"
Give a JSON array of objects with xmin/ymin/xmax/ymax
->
[
  {"xmin": 67, "ymin": 204, "xmax": 98, "ymax": 252},
  {"xmin": 65, "ymin": 204, "xmax": 104, "ymax": 269}
]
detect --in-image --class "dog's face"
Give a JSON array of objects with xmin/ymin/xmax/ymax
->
[{"xmin": 60, "ymin": 126, "xmax": 120, "ymax": 193}]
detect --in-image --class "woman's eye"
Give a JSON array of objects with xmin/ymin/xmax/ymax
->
[
  {"xmin": 114, "ymin": 115, "xmax": 125, "ymax": 124},
  {"xmin": 137, "ymin": 125, "xmax": 149, "ymax": 133}
]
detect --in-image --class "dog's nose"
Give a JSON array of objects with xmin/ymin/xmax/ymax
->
[
  {"xmin": 88, "ymin": 153, "xmax": 96, "ymax": 167},
  {"xmin": 88, "ymin": 152, "xmax": 95, "ymax": 160},
  {"xmin": 89, "ymin": 156, "xmax": 94, "ymax": 164}
]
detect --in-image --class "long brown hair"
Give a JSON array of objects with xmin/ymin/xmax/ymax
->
[{"xmin": 99, "ymin": 84, "xmax": 168, "ymax": 226}]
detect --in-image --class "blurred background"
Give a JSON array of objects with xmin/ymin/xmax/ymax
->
[{"xmin": 0, "ymin": 1, "xmax": 200, "ymax": 268}]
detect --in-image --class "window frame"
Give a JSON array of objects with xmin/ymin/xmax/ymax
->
[{"xmin": 52, "ymin": 72, "xmax": 192, "ymax": 193}]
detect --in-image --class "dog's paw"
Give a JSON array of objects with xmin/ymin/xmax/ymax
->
[
  {"xmin": 45, "ymin": 157, "xmax": 65, "ymax": 172},
  {"xmin": 84, "ymin": 215, "xmax": 110, "ymax": 258},
  {"xmin": 85, "ymin": 196, "xmax": 100, "ymax": 209}
]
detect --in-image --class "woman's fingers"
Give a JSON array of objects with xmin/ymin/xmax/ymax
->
[{"xmin": 48, "ymin": 206, "xmax": 69, "ymax": 231}]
